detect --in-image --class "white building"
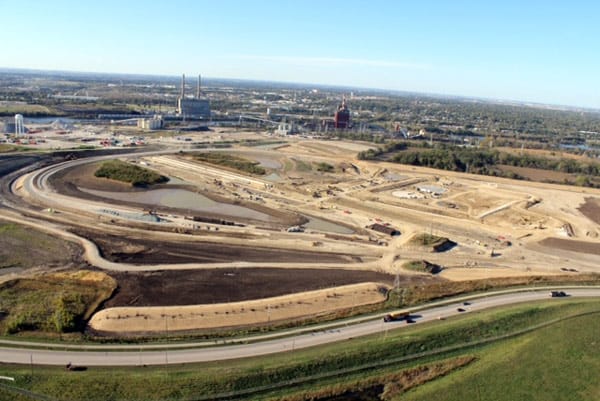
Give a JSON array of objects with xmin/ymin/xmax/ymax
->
[
  {"xmin": 15, "ymin": 114, "xmax": 24, "ymax": 136},
  {"xmin": 276, "ymin": 122, "xmax": 294, "ymax": 136},
  {"xmin": 137, "ymin": 115, "xmax": 163, "ymax": 130}
]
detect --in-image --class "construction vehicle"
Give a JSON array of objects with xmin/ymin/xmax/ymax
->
[{"xmin": 383, "ymin": 310, "xmax": 411, "ymax": 322}]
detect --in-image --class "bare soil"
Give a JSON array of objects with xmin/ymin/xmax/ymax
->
[
  {"xmin": 578, "ymin": 197, "xmax": 600, "ymax": 225},
  {"xmin": 538, "ymin": 237, "xmax": 600, "ymax": 255},
  {"xmin": 73, "ymin": 229, "xmax": 360, "ymax": 265},
  {"xmin": 99, "ymin": 268, "xmax": 429, "ymax": 307}
]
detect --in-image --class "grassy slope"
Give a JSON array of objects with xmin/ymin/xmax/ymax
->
[
  {"xmin": 409, "ymin": 233, "xmax": 446, "ymax": 246},
  {"xmin": 0, "ymin": 300, "xmax": 598, "ymax": 401},
  {"xmin": 0, "ymin": 271, "xmax": 117, "ymax": 335},
  {"xmin": 0, "ymin": 221, "xmax": 76, "ymax": 269},
  {"xmin": 401, "ymin": 311, "xmax": 600, "ymax": 401},
  {"xmin": 193, "ymin": 152, "xmax": 266, "ymax": 175}
]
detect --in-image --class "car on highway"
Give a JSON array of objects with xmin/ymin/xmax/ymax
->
[
  {"xmin": 457, "ymin": 307, "xmax": 466, "ymax": 312},
  {"xmin": 550, "ymin": 291, "xmax": 568, "ymax": 297}
]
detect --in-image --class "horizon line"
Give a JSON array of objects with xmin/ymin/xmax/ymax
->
[{"xmin": 1, "ymin": 66, "xmax": 599, "ymax": 114}]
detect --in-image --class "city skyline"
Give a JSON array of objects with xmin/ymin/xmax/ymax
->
[{"xmin": 2, "ymin": 0, "xmax": 599, "ymax": 109}]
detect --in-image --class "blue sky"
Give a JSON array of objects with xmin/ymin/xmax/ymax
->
[{"xmin": 1, "ymin": 0, "xmax": 599, "ymax": 109}]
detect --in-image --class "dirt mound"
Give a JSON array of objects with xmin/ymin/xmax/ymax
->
[
  {"xmin": 404, "ymin": 260, "xmax": 443, "ymax": 274},
  {"xmin": 89, "ymin": 283, "xmax": 389, "ymax": 334}
]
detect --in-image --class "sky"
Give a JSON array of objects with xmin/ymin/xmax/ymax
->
[{"xmin": 1, "ymin": 0, "xmax": 599, "ymax": 109}]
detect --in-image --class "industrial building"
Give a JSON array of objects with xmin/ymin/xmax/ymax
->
[
  {"xmin": 177, "ymin": 74, "xmax": 211, "ymax": 119},
  {"xmin": 320, "ymin": 97, "xmax": 351, "ymax": 131},
  {"xmin": 416, "ymin": 185, "xmax": 447, "ymax": 197},
  {"xmin": 334, "ymin": 98, "xmax": 351, "ymax": 129},
  {"xmin": 137, "ymin": 115, "xmax": 164, "ymax": 130},
  {"xmin": 1, "ymin": 114, "xmax": 26, "ymax": 135},
  {"xmin": 276, "ymin": 122, "xmax": 295, "ymax": 136}
]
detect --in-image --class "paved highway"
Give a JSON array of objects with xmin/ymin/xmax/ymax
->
[{"xmin": 1, "ymin": 288, "xmax": 598, "ymax": 366}]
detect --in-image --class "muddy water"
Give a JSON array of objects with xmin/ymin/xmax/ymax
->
[
  {"xmin": 264, "ymin": 172, "xmax": 283, "ymax": 182},
  {"xmin": 304, "ymin": 216, "xmax": 355, "ymax": 234},
  {"xmin": 253, "ymin": 156, "xmax": 282, "ymax": 169},
  {"xmin": 78, "ymin": 188, "xmax": 273, "ymax": 221}
]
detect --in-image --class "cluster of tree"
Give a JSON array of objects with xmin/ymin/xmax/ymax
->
[
  {"xmin": 94, "ymin": 160, "xmax": 169, "ymax": 186},
  {"xmin": 315, "ymin": 162, "xmax": 335, "ymax": 172},
  {"xmin": 361, "ymin": 143, "xmax": 600, "ymax": 187},
  {"xmin": 358, "ymin": 141, "xmax": 428, "ymax": 160}
]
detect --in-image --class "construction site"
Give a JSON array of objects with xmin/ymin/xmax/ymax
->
[{"xmin": 2, "ymin": 131, "xmax": 600, "ymax": 337}]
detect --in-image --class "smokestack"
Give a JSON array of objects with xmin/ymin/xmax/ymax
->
[
  {"xmin": 197, "ymin": 74, "xmax": 201, "ymax": 98},
  {"xmin": 181, "ymin": 74, "xmax": 186, "ymax": 98}
]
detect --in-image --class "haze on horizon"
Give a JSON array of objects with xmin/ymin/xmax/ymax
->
[{"xmin": 1, "ymin": 0, "xmax": 599, "ymax": 110}]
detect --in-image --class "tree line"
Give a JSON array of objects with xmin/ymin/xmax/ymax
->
[{"xmin": 358, "ymin": 142, "xmax": 600, "ymax": 187}]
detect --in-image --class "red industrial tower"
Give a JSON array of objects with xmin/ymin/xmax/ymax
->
[{"xmin": 334, "ymin": 97, "xmax": 350, "ymax": 129}]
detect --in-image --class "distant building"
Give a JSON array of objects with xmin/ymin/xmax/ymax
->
[
  {"xmin": 334, "ymin": 98, "xmax": 351, "ymax": 129},
  {"xmin": 138, "ymin": 115, "xmax": 164, "ymax": 130},
  {"xmin": 321, "ymin": 119, "xmax": 336, "ymax": 131},
  {"xmin": 1, "ymin": 117, "xmax": 27, "ymax": 135},
  {"xmin": 177, "ymin": 74, "xmax": 211, "ymax": 119},
  {"xmin": 276, "ymin": 122, "xmax": 295, "ymax": 136},
  {"xmin": 178, "ymin": 98, "xmax": 211, "ymax": 119},
  {"xmin": 15, "ymin": 114, "xmax": 24, "ymax": 135},
  {"xmin": 416, "ymin": 185, "xmax": 446, "ymax": 197}
]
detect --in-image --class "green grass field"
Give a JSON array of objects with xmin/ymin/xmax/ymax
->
[
  {"xmin": 0, "ymin": 103, "xmax": 54, "ymax": 116},
  {"xmin": 0, "ymin": 221, "xmax": 76, "ymax": 269},
  {"xmin": 292, "ymin": 158, "xmax": 313, "ymax": 172},
  {"xmin": 401, "ymin": 310, "xmax": 600, "ymax": 401},
  {"xmin": 1, "ymin": 300, "xmax": 598, "ymax": 401},
  {"xmin": 0, "ymin": 144, "xmax": 34, "ymax": 153},
  {"xmin": 193, "ymin": 152, "xmax": 266, "ymax": 175}
]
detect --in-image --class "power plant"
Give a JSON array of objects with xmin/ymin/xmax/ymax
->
[
  {"xmin": 177, "ymin": 73, "xmax": 211, "ymax": 120},
  {"xmin": 334, "ymin": 97, "xmax": 350, "ymax": 129}
]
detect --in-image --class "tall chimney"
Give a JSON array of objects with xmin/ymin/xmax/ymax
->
[
  {"xmin": 181, "ymin": 74, "xmax": 186, "ymax": 98},
  {"xmin": 197, "ymin": 74, "xmax": 201, "ymax": 98}
]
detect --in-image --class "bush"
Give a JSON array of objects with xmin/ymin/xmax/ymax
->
[
  {"xmin": 316, "ymin": 162, "xmax": 335, "ymax": 172},
  {"xmin": 193, "ymin": 152, "xmax": 266, "ymax": 175}
]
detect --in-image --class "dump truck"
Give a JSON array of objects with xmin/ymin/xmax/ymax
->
[{"xmin": 383, "ymin": 310, "xmax": 411, "ymax": 322}]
